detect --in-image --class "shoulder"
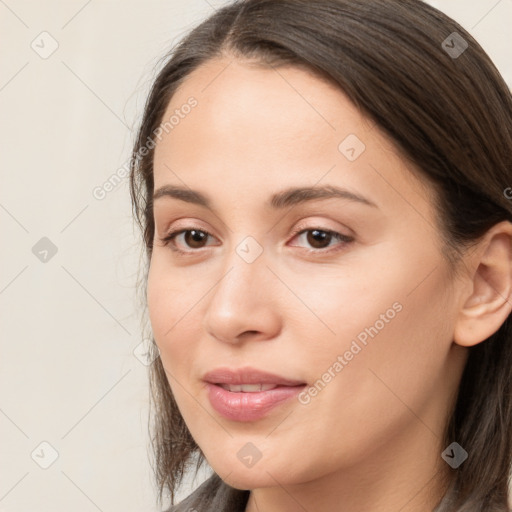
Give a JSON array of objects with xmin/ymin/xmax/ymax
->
[{"xmin": 164, "ymin": 473, "xmax": 250, "ymax": 512}]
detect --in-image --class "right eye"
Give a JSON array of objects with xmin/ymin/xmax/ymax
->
[{"xmin": 159, "ymin": 228, "xmax": 218, "ymax": 254}]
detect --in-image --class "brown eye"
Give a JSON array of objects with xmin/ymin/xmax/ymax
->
[
  {"xmin": 290, "ymin": 228, "xmax": 353, "ymax": 253},
  {"xmin": 160, "ymin": 228, "xmax": 217, "ymax": 253},
  {"xmin": 183, "ymin": 230, "xmax": 209, "ymax": 249},
  {"xmin": 306, "ymin": 229, "xmax": 333, "ymax": 249}
]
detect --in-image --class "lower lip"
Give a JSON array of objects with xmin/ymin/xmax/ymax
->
[{"xmin": 205, "ymin": 383, "xmax": 306, "ymax": 422}]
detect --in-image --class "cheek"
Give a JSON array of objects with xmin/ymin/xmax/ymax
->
[
  {"xmin": 301, "ymin": 264, "xmax": 455, "ymax": 433},
  {"xmin": 147, "ymin": 257, "xmax": 185, "ymax": 358},
  {"xmin": 146, "ymin": 254, "xmax": 205, "ymax": 381},
  {"xmin": 146, "ymin": 260, "xmax": 170, "ymax": 341},
  {"xmin": 290, "ymin": 248, "xmax": 455, "ymax": 412}
]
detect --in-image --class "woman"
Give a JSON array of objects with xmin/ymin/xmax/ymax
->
[{"xmin": 129, "ymin": 0, "xmax": 512, "ymax": 510}]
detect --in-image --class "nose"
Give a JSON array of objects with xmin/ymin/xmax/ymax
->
[{"xmin": 202, "ymin": 244, "xmax": 282, "ymax": 345}]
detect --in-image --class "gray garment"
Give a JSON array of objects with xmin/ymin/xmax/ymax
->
[{"xmin": 166, "ymin": 473, "xmax": 250, "ymax": 512}]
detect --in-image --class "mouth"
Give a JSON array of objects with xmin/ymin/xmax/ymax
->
[
  {"xmin": 217, "ymin": 383, "xmax": 284, "ymax": 392},
  {"xmin": 202, "ymin": 367, "xmax": 307, "ymax": 421},
  {"xmin": 202, "ymin": 366, "xmax": 306, "ymax": 387}
]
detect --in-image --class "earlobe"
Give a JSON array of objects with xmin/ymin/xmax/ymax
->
[{"xmin": 453, "ymin": 220, "xmax": 512, "ymax": 348}]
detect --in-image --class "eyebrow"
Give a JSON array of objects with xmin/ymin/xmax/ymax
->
[{"xmin": 152, "ymin": 184, "xmax": 378, "ymax": 210}]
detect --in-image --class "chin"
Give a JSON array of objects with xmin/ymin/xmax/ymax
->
[
  {"xmin": 207, "ymin": 451, "xmax": 309, "ymax": 490},
  {"xmin": 219, "ymin": 468, "xmax": 284, "ymax": 491}
]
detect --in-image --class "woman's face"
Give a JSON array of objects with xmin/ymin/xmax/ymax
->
[{"xmin": 148, "ymin": 57, "xmax": 467, "ymax": 490}]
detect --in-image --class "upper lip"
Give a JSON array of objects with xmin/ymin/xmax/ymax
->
[{"xmin": 203, "ymin": 367, "xmax": 306, "ymax": 386}]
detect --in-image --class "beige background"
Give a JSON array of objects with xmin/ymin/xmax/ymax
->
[{"xmin": 1, "ymin": 1, "xmax": 511, "ymax": 511}]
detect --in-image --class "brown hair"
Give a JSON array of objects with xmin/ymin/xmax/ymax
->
[{"xmin": 129, "ymin": 0, "xmax": 512, "ymax": 510}]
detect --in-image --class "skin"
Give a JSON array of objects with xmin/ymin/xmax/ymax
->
[{"xmin": 147, "ymin": 56, "xmax": 512, "ymax": 511}]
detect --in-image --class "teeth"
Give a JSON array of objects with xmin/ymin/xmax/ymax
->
[{"xmin": 219, "ymin": 383, "xmax": 278, "ymax": 392}]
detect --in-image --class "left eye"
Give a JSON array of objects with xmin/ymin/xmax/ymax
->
[{"xmin": 290, "ymin": 228, "xmax": 353, "ymax": 251}]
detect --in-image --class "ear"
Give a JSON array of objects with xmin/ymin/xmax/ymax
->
[{"xmin": 453, "ymin": 220, "xmax": 512, "ymax": 347}]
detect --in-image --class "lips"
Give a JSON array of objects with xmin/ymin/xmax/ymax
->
[
  {"xmin": 202, "ymin": 367, "xmax": 307, "ymax": 422},
  {"xmin": 202, "ymin": 367, "xmax": 306, "ymax": 387},
  {"xmin": 218, "ymin": 383, "xmax": 278, "ymax": 392}
]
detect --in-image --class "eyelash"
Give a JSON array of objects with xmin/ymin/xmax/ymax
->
[{"xmin": 158, "ymin": 225, "xmax": 354, "ymax": 256}]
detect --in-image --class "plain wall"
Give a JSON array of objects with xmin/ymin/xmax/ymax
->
[{"xmin": 1, "ymin": 1, "xmax": 510, "ymax": 511}]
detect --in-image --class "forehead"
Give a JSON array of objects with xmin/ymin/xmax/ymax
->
[
  {"xmin": 152, "ymin": 56, "xmax": 435, "ymax": 226},
  {"xmin": 158, "ymin": 57, "xmax": 368, "ymax": 160}
]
